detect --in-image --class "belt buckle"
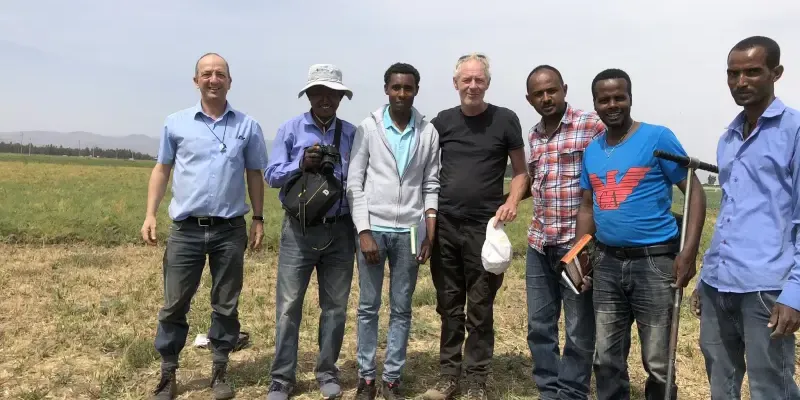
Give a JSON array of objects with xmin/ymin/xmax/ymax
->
[{"xmin": 197, "ymin": 217, "xmax": 211, "ymax": 227}]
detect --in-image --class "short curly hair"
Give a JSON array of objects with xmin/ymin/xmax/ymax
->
[{"xmin": 384, "ymin": 62, "xmax": 420, "ymax": 86}]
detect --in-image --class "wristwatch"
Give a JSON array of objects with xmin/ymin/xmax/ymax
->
[{"xmin": 252, "ymin": 215, "xmax": 264, "ymax": 221}]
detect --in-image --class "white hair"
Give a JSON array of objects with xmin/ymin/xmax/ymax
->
[{"xmin": 454, "ymin": 53, "xmax": 491, "ymax": 81}]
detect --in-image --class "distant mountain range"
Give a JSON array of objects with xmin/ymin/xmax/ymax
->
[{"xmin": 0, "ymin": 131, "xmax": 273, "ymax": 158}]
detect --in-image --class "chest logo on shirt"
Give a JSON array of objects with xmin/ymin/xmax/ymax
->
[{"xmin": 589, "ymin": 167, "xmax": 650, "ymax": 210}]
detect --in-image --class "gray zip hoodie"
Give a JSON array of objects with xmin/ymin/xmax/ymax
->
[{"xmin": 346, "ymin": 105, "xmax": 441, "ymax": 234}]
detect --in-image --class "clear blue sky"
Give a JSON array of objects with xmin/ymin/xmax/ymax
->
[{"xmin": 3, "ymin": 0, "xmax": 799, "ymax": 166}]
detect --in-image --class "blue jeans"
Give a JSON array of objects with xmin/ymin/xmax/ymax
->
[
  {"xmin": 355, "ymin": 230, "xmax": 420, "ymax": 383},
  {"xmin": 592, "ymin": 249, "xmax": 678, "ymax": 400},
  {"xmin": 154, "ymin": 216, "xmax": 248, "ymax": 371},
  {"xmin": 269, "ymin": 214, "xmax": 356, "ymax": 386},
  {"xmin": 525, "ymin": 245, "xmax": 595, "ymax": 400},
  {"xmin": 699, "ymin": 280, "xmax": 800, "ymax": 399}
]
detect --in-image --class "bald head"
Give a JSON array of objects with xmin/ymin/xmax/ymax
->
[{"xmin": 195, "ymin": 52, "xmax": 231, "ymax": 77}]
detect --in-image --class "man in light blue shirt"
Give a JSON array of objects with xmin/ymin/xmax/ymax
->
[
  {"xmin": 264, "ymin": 64, "xmax": 357, "ymax": 400},
  {"xmin": 347, "ymin": 63, "xmax": 440, "ymax": 400},
  {"xmin": 141, "ymin": 53, "xmax": 269, "ymax": 400},
  {"xmin": 693, "ymin": 36, "xmax": 800, "ymax": 399}
]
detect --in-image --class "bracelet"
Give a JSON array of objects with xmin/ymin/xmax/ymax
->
[
  {"xmin": 425, "ymin": 213, "xmax": 437, "ymax": 219},
  {"xmin": 252, "ymin": 215, "xmax": 264, "ymax": 221}
]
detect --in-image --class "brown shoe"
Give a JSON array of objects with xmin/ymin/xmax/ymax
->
[
  {"xmin": 151, "ymin": 369, "xmax": 177, "ymax": 400},
  {"xmin": 210, "ymin": 363, "xmax": 235, "ymax": 400},
  {"xmin": 465, "ymin": 381, "xmax": 487, "ymax": 400},
  {"xmin": 422, "ymin": 376, "xmax": 458, "ymax": 400}
]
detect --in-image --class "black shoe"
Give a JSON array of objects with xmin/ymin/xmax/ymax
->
[
  {"xmin": 210, "ymin": 363, "xmax": 235, "ymax": 399},
  {"xmin": 151, "ymin": 369, "xmax": 177, "ymax": 400},
  {"xmin": 381, "ymin": 380, "xmax": 404, "ymax": 400},
  {"xmin": 465, "ymin": 381, "xmax": 487, "ymax": 400},
  {"xmin": 355, "ymin": 378, "xmax": 377, "ymax": 400}
]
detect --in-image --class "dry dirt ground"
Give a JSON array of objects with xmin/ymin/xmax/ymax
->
[{"xmin": 1, "ymin": 243, "xmax": 797, "ymax": 399}]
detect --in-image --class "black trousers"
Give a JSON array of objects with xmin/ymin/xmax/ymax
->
[{"xmin": 430, "ymin": 212, "xmax": 504, "ymax": 384}]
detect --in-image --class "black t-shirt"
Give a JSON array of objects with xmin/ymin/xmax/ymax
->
[{"xmin": 431, "ymin": 104, "xmax": 524, "ymax": 222}]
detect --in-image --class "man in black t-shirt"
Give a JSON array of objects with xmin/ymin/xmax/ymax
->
[{"xmin": 423, "ymin": 53, "xmax": 528, "ymax": 400}]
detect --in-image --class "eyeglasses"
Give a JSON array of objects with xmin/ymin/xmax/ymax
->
[{"xmin": 458, "ymin": 53, "xmax": 487, "ymax": 61}]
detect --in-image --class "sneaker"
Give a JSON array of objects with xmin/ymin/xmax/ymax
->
[
  {"xmin": 150, "ymin": 369, "xmax": 177, "ymax": 400},
  {"xmin": 319, "ymin": 377, "xmax": 343, "ymax": 399},
  {"xmin": 210, "ymin": 363, "xmax": 235, "ymax": 400},
  {"xmin": 266, "ymin": 380, "xmax": 293, "ymax": 400},
  {"xmin": 465, "ymin": 381, "xmax": 487, "ymax": 400},
  {"xmin": 422, "ymin": 376, "xmax": 458, "ymax": 400},
  {"xmin": 355, "ymin": 378, "xmax": 377, "ymax": 400},
  {"xmin": 381, "ymin": 380, "xmax": 403, "ymax": 400}
]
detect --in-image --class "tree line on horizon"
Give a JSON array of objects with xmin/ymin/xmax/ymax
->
[{"xmin": 0, "ymin": 141, "xmax": 155, "ymax": 160}]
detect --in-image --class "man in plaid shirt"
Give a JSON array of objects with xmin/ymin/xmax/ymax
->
[{"xmin": 522, "ymin": 65, "xmax": 605, "ymax": 399}]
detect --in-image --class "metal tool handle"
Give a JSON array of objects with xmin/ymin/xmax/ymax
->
[{"xmin": 653, "ymin": 150, "xmax": 719, "ymax": 174}]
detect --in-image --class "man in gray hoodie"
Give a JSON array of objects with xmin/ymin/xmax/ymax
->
[{"xmin": 346, "ymin": 62, "xmax": 441, "ymax": 400}]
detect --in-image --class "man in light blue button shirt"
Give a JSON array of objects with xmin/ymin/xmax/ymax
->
[
  {"xmin": 141, "ymin": 53, "xmax": 269, "ymax": 400},
  {"xmin": 264, "ymin": 64, "xmax": 357, "ymax": 400},
  {"xmin": 347, "ymin": 63, "xmax": 441, "ymax": 400},
  {"xmin": 692, "ymin": 36, "xmax": 800, "ymax": 399}
]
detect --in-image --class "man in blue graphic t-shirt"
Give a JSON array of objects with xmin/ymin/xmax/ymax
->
[{"xmin": 574, "ymin": 68, "xmax": 707, "ymax": 400}]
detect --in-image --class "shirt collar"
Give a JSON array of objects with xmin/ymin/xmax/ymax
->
[
  {"xmin": 726, "ymin": 97, "xmax": 786, "ymax": 131},
  {"xmin": 193, "ymin": 101, "xmax": 236, "ymax": 120},
  {"xmin": 383, "ymin": 105, "xmax": 415, "ymax": 131},
  {"xmin": 533, "ymin": 103, "xmax": 575, "ymax": 136}
]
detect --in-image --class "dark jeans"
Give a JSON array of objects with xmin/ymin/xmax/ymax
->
[
  {"xmin": 525, "ymin": 245, "xmax": 595, "ymax": 400},
  {"xmin": 430, "ymin": 212, "xmax": 503, "ymax": 384},
  {"xmin": 270, "ymin": 214, "xmax": 356, "ymax": 386},
  {"xmin": 154, "ymin": 216, "xmax": 248, "ymax": 371},
  {"xmin": 592, "ymin": 247, "xmax": 678, "ymax": 400},
  {"xmin": 699, "ymin": 280, "xmax": 800, "ymax": 399}
]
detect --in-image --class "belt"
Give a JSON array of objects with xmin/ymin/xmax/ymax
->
[
  {"xmin": 306, "ymin": 213, "xmax": 351, "ymax": 227},
  {"xmin": 596, "ymin": 239, "xmax": 680, "ymax": 259},
  {"xmin": 180, "ymin": 215, "xmax": 244, "ymax": 227}
]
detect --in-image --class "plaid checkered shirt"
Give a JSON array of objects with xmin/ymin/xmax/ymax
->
[{"xmin": 527, "ymin": 104, "xmax": 606, "ymax": 253}]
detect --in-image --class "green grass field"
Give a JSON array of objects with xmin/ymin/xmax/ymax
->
[{"xmin": 0, "ymin": 153, "xmax": 790, "ymax": 400}]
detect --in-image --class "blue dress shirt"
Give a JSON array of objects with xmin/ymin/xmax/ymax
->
[
  {"xmin": 264, "ymin": 112, "xmax": 356, "ymax": 217},
  {"xmin": 156, "ymin": 101, "xmax": 269, "ymax": 221},
  {"xmin": 700, "ymin": 97, "xmax": 800, "ymax": 311}
]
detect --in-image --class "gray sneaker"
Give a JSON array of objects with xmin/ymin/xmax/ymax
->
[
  {"xmin": 267, "ymin": 380, "xmax": 293, "ymax": 400},
  {"xmin": 319, "ymin": 377, "xmax": 342, "ymax": 399},
  {"xmin": 210, "ymin": 363, "xmax": 234, "ymax": 400},
  {"xmin": 422, "ymin": 376, "xmax": 458, "ymax": 400}
]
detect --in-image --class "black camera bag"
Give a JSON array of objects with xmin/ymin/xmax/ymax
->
[{"xmin": 279, "ymin": 118, "xmax": 344, "ymax": 234}]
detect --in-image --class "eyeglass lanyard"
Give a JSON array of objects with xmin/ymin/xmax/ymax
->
[{"xmin": 202, "ymin": 113, "xmax": 229, "ymax": 153}]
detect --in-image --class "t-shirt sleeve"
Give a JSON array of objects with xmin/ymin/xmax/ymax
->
[
  {"xmin": 580, "ymin": 147, "xmax": 592, "ymax": 190},
  {"xmin": 656, "ymin": 127, "xmax": 690, "ymax": 184},
  {"xmin": 505, "ymin": 110, "xmax": 525, "ymax": 150}
]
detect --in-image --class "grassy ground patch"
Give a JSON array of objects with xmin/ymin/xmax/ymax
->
[{"xmin": 1, "ymin": 155, "xmax": 795, "ymax": 399}]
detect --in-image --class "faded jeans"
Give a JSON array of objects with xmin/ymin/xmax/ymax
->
[
  {"xmin": 592, "ymin": 248, "xmax": 678, "ymax": 400},
  {"xmin": 269, "ymin": 214, "xmax": 356, "ymax": 386},
  {"xmin": 525, "ymin": 245, "xmax": 595, "ymax": 399},
  {"xmin": 699, "ymin": 280, "xmax": 800, "ymax": 399},
  {"xmin": 355, "ymin": 230, "xmax": 420, "ymax": 383},
  {"xmin": 154, "ymin": 216, "xmax": 248, "ymax": 371}
]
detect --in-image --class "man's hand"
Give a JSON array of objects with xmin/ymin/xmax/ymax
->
[
  {"xmin": 141, "ymin": 215, "xmax": 158, "ymax": 245},
  {"xmin": 359, "ymin": 231, "xmax": 380, "ymax": 265},
  {"xmin": 768, "ymin": 303, "xmax": 800, "ymax": 338},
  {"xmin": 302, "ymin": 144, "xmax": 322, "ymax": 171},
  {"xmin": 579, "ymin": 276, "xmax": 593, "ymax": 293},
  {"xmin": 690, "ymin": 289, "xmax": 701, "ymax": 318},
  {"xmin": 417, "ymin": 237, "xmax": 432, "ymax": 264},
  {"xmin": 249, "ymin": 220, "xmax": 264, "ymax": 250},
  {"xmin": 494, "ymin": 200, "xmax": 518, "ymax": 227},
  {"xmin": 672, "ymin": 250, "xmax": 697, "ymax": 288}
]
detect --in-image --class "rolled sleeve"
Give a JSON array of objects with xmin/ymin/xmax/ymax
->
[
  {"xmin": 244, "ymin": 121, "xmax": 269, "ymax": 170},
  {"xmin": 156, "ymin": 119, "xmax": 176, "ymax": 164}
]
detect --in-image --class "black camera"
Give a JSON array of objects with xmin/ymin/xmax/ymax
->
[{"xmin": 317, "ymin": 145, "xmax": 341, "ymax": 175}]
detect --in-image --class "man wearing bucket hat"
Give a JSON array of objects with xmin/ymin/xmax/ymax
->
[{"xmin": 264, "ymin": 64, "xmax": 357, "ymax": 400}]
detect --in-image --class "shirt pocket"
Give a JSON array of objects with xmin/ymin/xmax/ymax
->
[
  {"xmin": 557, "ymin": 148, "xmax": 584, "ymax": 180},
  {"xmin": 529, "ymin": 153, "xmax": 548, "ymax": 192},
  {"xmin": 224, "ymin": 139, "xmax": 245, "ymax": 161}
]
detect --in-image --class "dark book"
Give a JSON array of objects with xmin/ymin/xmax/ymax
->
[{"xmin": 559, "ymin": 234, "xmax": 594, "ymax": 295}]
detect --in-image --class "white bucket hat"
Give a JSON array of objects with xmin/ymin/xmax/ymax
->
[{"xmin": 297, "ymin": 64, "xmax": 353, "ymax": 100}]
